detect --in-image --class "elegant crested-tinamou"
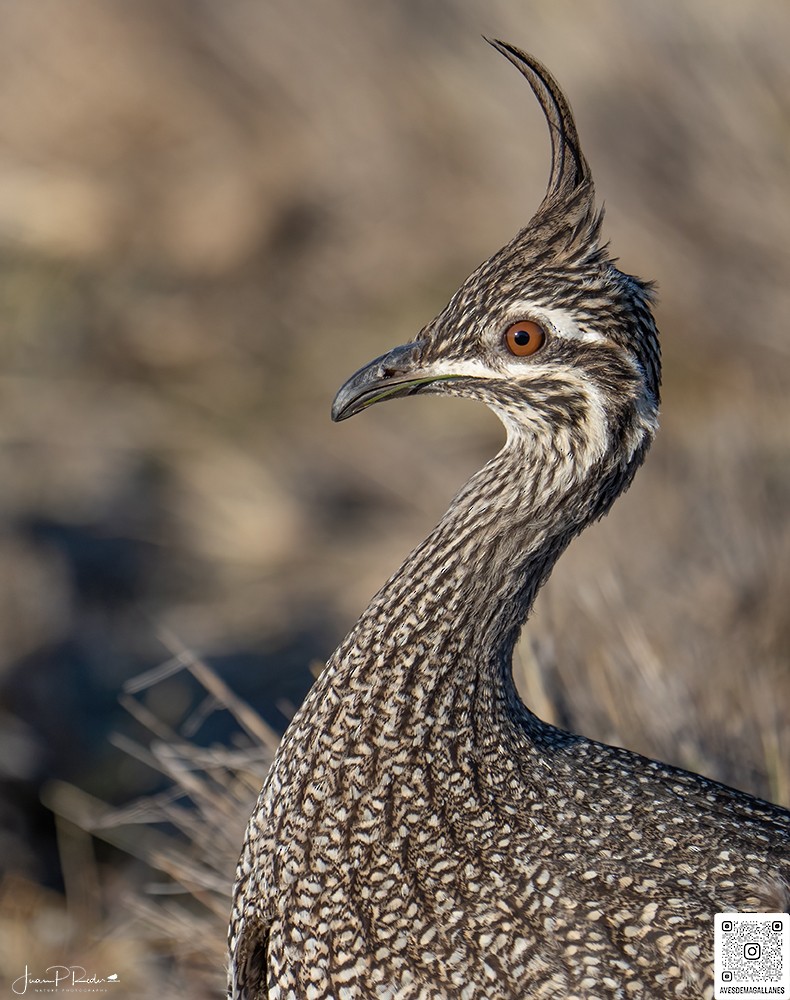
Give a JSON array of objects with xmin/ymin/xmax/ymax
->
[{"xmin": 229, "ymin": 40, "xmax": 790, "ymax": 999}]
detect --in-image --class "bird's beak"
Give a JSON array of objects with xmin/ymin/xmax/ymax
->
[{"xmin": 331, "ymin": 342, "xmax": 462, "ymax": 422}]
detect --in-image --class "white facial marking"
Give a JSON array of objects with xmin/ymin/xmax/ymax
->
[
  {"xmin": 425, "ymin": 303, "xmax": 608, "ymax": 383},
  {"xmin": 494, "ymin": 374, "xmax": 611, "ymax": 472},
  {"xmin": 422, "ymin": 358, "xmax": 496, "ymax": 379},
  {"xmin": 507, "ymin": 302, "xmax": 605, "ymax": 343}
]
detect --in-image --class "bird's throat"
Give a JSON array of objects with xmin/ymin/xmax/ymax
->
[{"xmin": 321, "ymin": 438, "xmax": 632, "ymax": 743}]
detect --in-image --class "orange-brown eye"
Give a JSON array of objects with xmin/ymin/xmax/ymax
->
[{"xmin": 504, "ymin": 320, "xmax": 546, "ymax": 357}]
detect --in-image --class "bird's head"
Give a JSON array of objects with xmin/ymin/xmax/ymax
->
[{"xmin": 332, "ymin": 41, "xmax": 660, "ymax": 478}]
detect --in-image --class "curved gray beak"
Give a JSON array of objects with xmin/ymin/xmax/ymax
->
[{"xmin": 331, "ymin": 342, "xmax": 461, "ymax": 422}]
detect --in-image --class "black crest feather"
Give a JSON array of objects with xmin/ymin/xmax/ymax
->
[{"xmin": 486, "ymin": 39, "xmax": 591, "ymax": 202}]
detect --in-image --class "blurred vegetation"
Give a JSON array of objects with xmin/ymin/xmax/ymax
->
[{"xmin": 0, "ymin": 1, "xmax": 789, "ymax": 995}]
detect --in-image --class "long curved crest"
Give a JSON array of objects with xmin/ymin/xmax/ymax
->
[{"xmin": 486, "ymin": 39, "xmax": 591, "ymax": 202}]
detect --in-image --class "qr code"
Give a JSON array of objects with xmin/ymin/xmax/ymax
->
[{"xmin": 715, "ymin": 912, "xmax": 790, "ymax": 997}]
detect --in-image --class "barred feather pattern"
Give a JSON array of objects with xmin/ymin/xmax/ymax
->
[{"xmin": 228, "ymin": 42, "xmax": 790, "ymax": 1000}]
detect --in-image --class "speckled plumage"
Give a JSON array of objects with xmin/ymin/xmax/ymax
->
[{"xmin": 229, "ymin": 42, "xmax": 790, "ymax": 999}]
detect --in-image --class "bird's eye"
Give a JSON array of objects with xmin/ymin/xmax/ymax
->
[{"xmin": 504, "ymin": 320, "xmax": 546, "ymax": 357}]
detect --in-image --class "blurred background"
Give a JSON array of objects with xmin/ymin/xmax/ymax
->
[{"xmin": 0, "ymin": 0, "xmax": 789, "ymax": 995}]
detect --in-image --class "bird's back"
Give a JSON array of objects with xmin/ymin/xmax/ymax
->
[{"xmin": 232, "ymin": 647, "xmax": 790, "ymax": 997}]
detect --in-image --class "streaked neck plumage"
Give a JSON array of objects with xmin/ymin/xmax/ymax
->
[{"xmin": 326, "ymin": 404, "xmax": 653, "ymax": 745}]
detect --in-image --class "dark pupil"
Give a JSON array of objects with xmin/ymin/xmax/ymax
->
[{"xmin": 513, "ymin": 329, "xmax": 531, "ymax": 346}]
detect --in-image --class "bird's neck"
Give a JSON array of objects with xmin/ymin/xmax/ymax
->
[{"xmin": 329, "ymin": 433, "xmax": 645, "ymax": 734}]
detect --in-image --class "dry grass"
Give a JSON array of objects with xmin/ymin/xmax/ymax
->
[{"xmin": 38, "ymin": 638, "xmax": 278, "ymax": 998}]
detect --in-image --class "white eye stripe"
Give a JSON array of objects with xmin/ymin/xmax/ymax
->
[
  {"xmin": 423, "ymin": 305, "xmax": 604, "ymax": 381},
  {"xmin": 421, "ymin": 356, "xmax": 554, "ymax": 380},
  {"xmin": 425, "ymin": 358, "xmax": 495, "ymax": 379},
  {"xmin": 503, "ymin": 304, "xmax": 605, "ymax": 346}
]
